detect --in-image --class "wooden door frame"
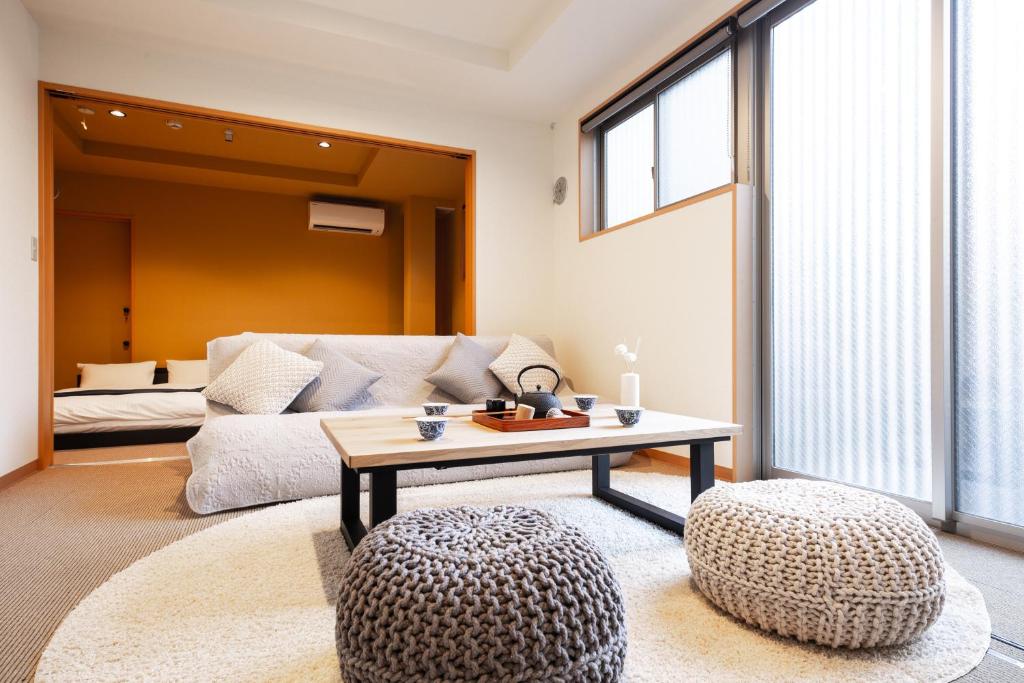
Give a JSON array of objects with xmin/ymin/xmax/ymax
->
[{"xmin": 37, "ymin": 81, "xmax": 477, "ymax": 469}]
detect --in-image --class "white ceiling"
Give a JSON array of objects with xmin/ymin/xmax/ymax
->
[{"xmin": 24, "ymin": 0, "xmax": 718, "ymax": 122}]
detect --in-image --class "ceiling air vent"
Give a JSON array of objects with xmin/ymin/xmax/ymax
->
[{"xmin": 308, "ymin": 201, "xmax": 385, "ymax": 236}]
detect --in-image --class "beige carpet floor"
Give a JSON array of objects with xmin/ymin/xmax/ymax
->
[
  {"xmin": 0, "ymin": 452, "xmax": 244, "ymax": 682},
  {"xmin": 0, "ymin": 448, "xmax": 1021, "ymax": 682}
]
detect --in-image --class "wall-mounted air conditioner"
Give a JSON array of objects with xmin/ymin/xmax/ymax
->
[{"xmin": 308, "ymin": 201, "xmax": 385, "ymax": 236}]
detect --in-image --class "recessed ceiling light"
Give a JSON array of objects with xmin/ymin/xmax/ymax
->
[
  {"xmin": 317, "ymin": 141, "xmax": 332, "ymax": 149},
  {"xmin": 166, "ymin": 120, "xmax": 183, "ymax": 130},
  {"xmin": 108, "ymin": 109, "xmax": 127, "ymax": 118},
  {"xmin": 76, "ymin": 106, "xmax": 95, "ymax": 115}
]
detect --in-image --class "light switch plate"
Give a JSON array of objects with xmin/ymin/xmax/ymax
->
[{"xmin": 30, "ymin": 236, "xmax": 38, "ymax": 262}]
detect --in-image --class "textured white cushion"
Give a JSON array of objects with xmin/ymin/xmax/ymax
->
[
  {"xmin": 77, "ymin": 361, "xmax": 156, "ymax": 389},
  {"xmin": 202, "ymin": 340, "xmax": 322, "ymax": 415},
  {"xmin": 489, "ymin": 334, "xmax": 564, "ymax": 394},
  {"xmin": 166, "ymin": 359, "xmax": 209, "ymax": 385}
]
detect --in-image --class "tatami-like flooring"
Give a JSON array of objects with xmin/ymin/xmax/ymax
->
[{"xmin": 0, "ymin": 447, "xmax": 1021, "ymax": 682}]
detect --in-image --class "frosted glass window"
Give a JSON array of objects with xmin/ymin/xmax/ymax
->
[
  {"xmin": 603, "ymin": 104, "xmax": 654, "ymax": 228},
  {"xmin": 657, "ymin": 50, "xmax": 733, "ymax": 206},
  {"xmin": 953, "ymin": 1, "xmax": 1024, "ymax": 527},
  {"xmin": 769, "ymin": 0, "xmax": 931, "ymax": 500}
]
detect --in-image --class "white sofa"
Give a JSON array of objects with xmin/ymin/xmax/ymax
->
[{"xmin": 186, "ymin": 332, "xmax": 629, "ymax": 514}]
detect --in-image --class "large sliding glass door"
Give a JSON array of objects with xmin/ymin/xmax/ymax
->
[
  {"xmin": 766, "ymin": 0, "xmax": 932, "ymax": 500},
  {"xmin": 952, "ymin": 0, "xmax": 1024, "ymax": 528}
]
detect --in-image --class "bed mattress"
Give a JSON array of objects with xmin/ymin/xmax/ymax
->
[{"xmin": 54, "ymin": 385, "xmax": 206, "ymax": 434}]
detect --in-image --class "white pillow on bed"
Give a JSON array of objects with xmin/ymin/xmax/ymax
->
[
  {"xmin": 202, "ymin": 340, "xmax": 323, "ymax": 415},
  {"xmin": 78, "ymin": 361, "xmax": 157, "ymax": 389},
  {"xmin": 167, "ymin": 359, "xmax": 209, "ymax": 385}
]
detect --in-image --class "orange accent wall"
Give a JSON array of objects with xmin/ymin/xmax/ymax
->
[{"xmin": 54, "ymin": 171, "xmax": 405, "ymax": 364}]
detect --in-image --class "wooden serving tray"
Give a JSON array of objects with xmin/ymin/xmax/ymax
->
[{"xmin": 472, "ymin": 409, "xmax": 591, "ymax": 432}]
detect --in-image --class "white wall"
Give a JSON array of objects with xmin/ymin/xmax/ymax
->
[
  {"xmin": 29, "ymin": 0, "xmax": 747, "ymax": 476},
  {"xmin": 549, "ymin": 0, "xmax": 748, "ymax": 470},
  {"xmin": 0, "ymin": 0, "xmax": 39, "ymax": 477},
  {"xmin": 37, "ymin": 27, "xmax": 556, "ymax": 339},
  {"xmin": 553, "ymin": 195, "xmax": 737, "ymax": 467}
]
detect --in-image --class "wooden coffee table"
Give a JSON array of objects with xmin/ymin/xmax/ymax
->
[{"xmin": 321, "ymin": 406, "xmax": 742, "ymax": 550}]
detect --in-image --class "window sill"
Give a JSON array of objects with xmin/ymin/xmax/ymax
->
[{"xmin": 578, "ymin": 183, "xmax": 737, "ymax": 242}]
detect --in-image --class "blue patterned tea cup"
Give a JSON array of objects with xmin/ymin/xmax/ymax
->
[
  {"xmin": 573, "ymin": 394, "xmax": 598, "ymax": 411},
  {"xmin": 422, "ymin": 402, "xmax": 450, "ymax": 416},
  {"xmin": 614, "ymin": 406, "xmax": 644, "ymax": 427},
  {"xmin": 415, "ymin": 416, "xmax": 448, "ymax": 440}
]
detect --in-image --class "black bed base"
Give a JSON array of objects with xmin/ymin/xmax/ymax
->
[{"xmin": 54, "ymin": 426, "xmax": 200, "ymax": 451}]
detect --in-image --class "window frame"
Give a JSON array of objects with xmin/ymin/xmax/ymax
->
[{"xmin": 594, "ymin": 40, "xmax": 738, "ymax": 232}]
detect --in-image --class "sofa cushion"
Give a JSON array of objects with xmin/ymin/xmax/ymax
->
[
  {"xmin": 203, "ymin": 340, "xmax": 322, "ymax": 415},
  {"xmin": 489, "ymin": 334, "xmax": 564, "ymax": 395},
  {"xmin": 425, "ymin": 333, "xmax": 505, "ymax": 404},
  {"xmin": 290, "ymin": 339, "xmax": 382, "ymax": 412},
  {"xmin": 206, "ymin": 334, "xmax": 560, "ymax": 413}
]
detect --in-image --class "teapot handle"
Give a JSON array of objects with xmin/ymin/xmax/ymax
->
[{"xmin": 516, "ymin": 364, "xmax": 562, "ymax": 394}]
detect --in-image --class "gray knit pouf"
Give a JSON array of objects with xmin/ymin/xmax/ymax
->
[
  {"xmin": 685, "ymin": 480, "xmax": 946, "ymax": 649},
  {"xmin": 335, "ymin": 505, "xmax": 627, "ymax": 682}
]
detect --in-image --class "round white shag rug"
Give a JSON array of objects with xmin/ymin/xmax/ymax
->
[{"xmin": 36, "ymin": 470, "xmax": 990, "ymax": 683}]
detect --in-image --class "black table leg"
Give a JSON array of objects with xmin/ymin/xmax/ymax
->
[
  {"xmin": 369, "ymin": 469, "xmax": 397, "ymax": 528},
  {"xmin": 340, "ymin": 460, "xmax": 366, "ymax": 550},
  {"xmin": 690, "ymin": 440, "xmax": 716, "ymax": 501},
  {"xmin": 591, "ymin": 440, "xmax": 719, "ymax": 536},
  {"xmin": 592, "ymin": 452, "xmax": 687, "ymax": 535}
]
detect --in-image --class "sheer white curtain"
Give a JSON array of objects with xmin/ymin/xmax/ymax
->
[
  {"xmin": 657, "ymin": 50, "xmax": 733, "ymax": 206},
  {"xmin": 953, "ymin": 1, "xmax": 1024, "ymax": 527},
  {"xmin": 603, "ymin": 105, "xmax": 654, "ymax": 227},
  {"xmin": 769, "ymin": 0, "xmax": 931, "ymax": 500}
]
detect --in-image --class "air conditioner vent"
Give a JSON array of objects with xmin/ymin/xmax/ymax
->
[
  {"xmin": 308, "ymin": 201, "xmax": 385, "ymax": 236},
  {"xmin": 310, "ymin": 224, "xmax": 376, "ymax": 235}
]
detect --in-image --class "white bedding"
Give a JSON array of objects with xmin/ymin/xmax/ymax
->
[{"xmin": 54, "ymin": 385, "xmax": 206, "ymax": 434}]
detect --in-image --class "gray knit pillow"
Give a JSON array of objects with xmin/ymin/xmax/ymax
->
[
  {"xmin": 425, "ymin": 333, "xmax": 505, "ymax": 404},
  {"xmin": 289, "ymin": 339, "xmax": 382, "ymax": 412}
]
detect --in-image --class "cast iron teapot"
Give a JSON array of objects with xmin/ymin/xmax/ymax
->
[{"xmin": 515, "ymin": 364, "xmax": 563, "ymax": 418}]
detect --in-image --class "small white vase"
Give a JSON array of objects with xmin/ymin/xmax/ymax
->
[{"xmin": 620, "ymin": 372, "xmax": 640, "ymax": 407}]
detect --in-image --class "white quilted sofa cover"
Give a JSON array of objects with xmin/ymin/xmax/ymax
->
[{"xmin": 186, "ymin": 333, "xmax": 625, "ymax": 514}]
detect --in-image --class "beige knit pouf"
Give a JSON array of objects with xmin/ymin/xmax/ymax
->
[{"xmin": 685, "ymin": 480, "xmax": 946, "ymax": 649}]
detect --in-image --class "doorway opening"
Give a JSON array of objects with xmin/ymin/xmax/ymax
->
[
  {"xmin": 434, "ymin": 207, "xmax": 460, "ymax": 336},
  {"xmin": 38, "ymin": 82, "xmax": 477, "ymax": 469}
]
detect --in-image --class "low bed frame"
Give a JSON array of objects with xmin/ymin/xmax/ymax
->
[{"xmin": 53, "ymin": 368, "xmax": 203, "ymax": 451}]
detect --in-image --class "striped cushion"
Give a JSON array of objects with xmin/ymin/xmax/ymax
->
[
  {"xmin": 290, "ymin": 339, "xmax": 382, "ymax": 412},
  {"xmin": 425, "ymin": 333, "xmax": 506, "ymax": 404}
]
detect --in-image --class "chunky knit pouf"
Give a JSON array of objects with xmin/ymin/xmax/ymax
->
[
  {"xmin": 335, "ymin": 505, "xmax": 627, "ymax": 682},
  {"xmin": 685, "ymin": 479, "xmax": 946, "ymax": 649}
]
